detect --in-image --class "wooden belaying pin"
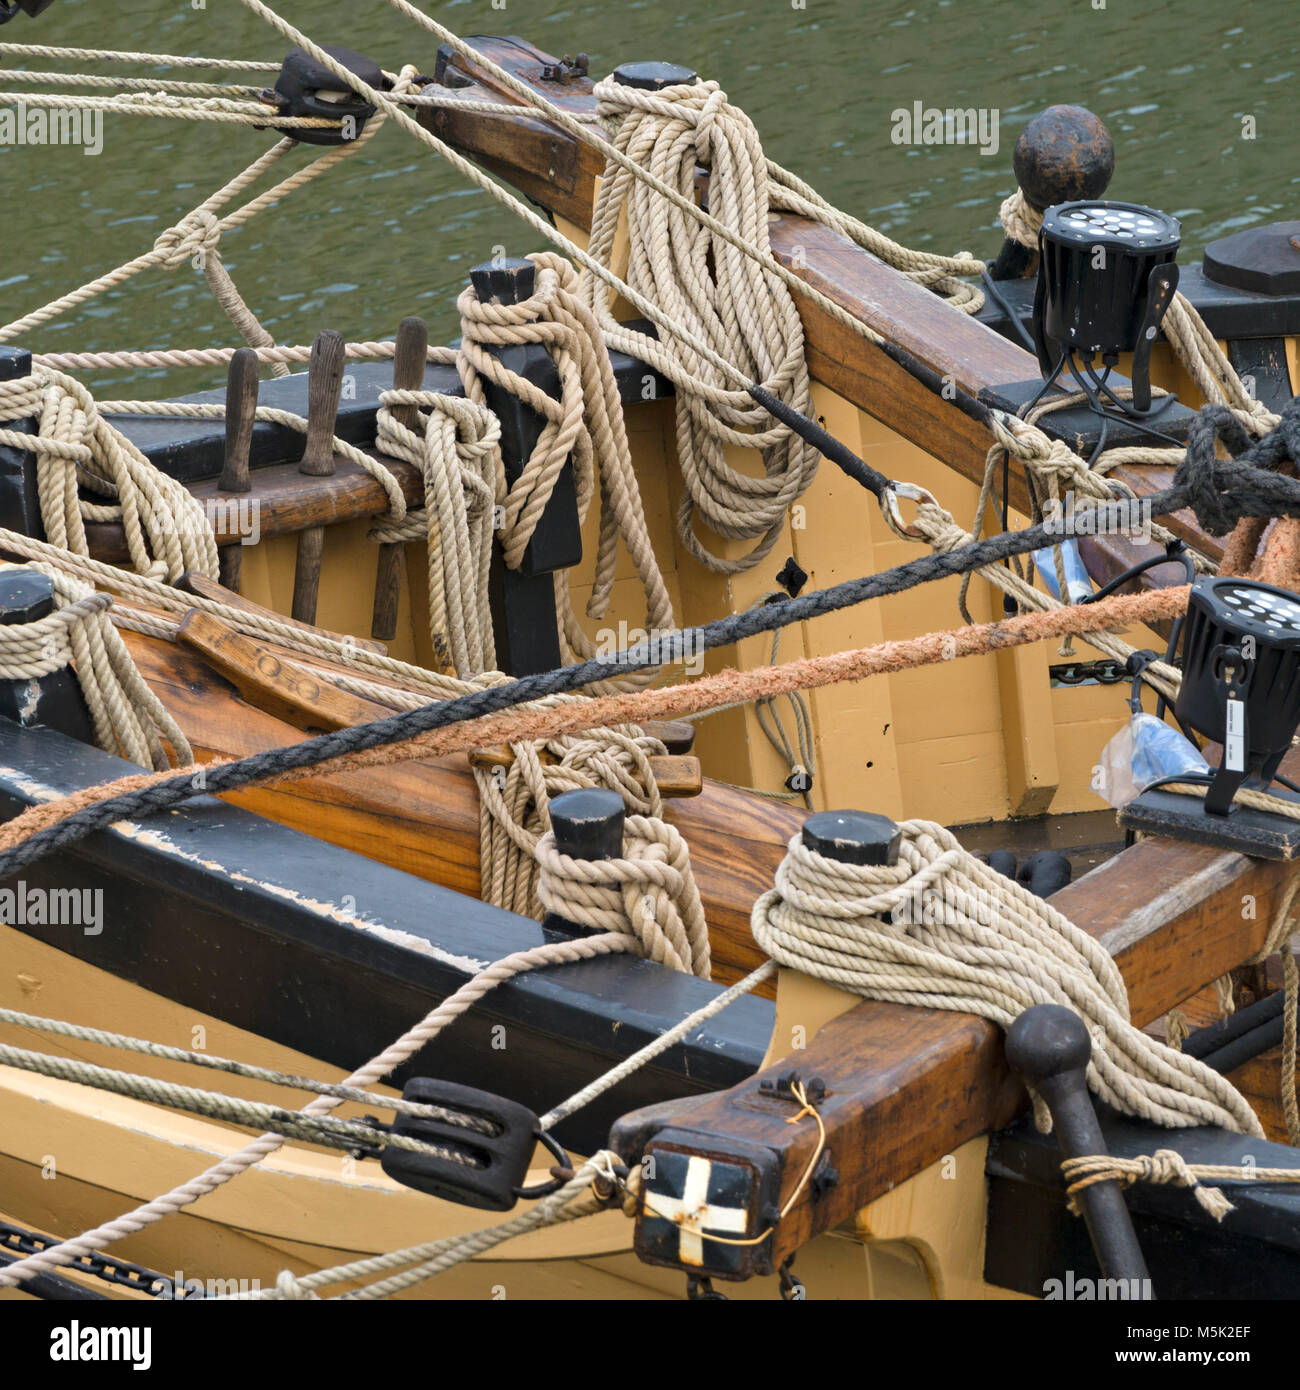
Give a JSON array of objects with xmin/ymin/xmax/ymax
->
[
  {"xmin": 217, "ymin": 347, "xmax": 258, "ymax": 593},
  {"xmin": 291, "ymin": 329, "xmax": 346, "ymax": 626},
  {"xmin": 370, "ymin": 316, "xmax": 426, "ymax": 641}
]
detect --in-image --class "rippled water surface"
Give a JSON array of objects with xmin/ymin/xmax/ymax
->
[{"xmin": 2, "ymin": 0, "xmax": 1296, "ymax": 393}]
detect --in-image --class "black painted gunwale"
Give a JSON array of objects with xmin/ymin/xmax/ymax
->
[{"xmin": 0, "ymin": 721, "xmax": 771, "ymax": 1155}]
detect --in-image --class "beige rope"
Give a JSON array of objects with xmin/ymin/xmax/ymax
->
[
  {"xmin": 372, "ymin": 390, "xmax": 501, "ymax": 676},
  {"xmin": 583, "ymin": 77, "xmax": 820, "ymax": 574},
  {"xmin": 474, "ymin": 726, "xmax": 665, "ymax": 917},
  {"xmin": 751, "ymin": 819, "xmax": 1263, "ymax": 1136},
  {"xmin": 904, "ymin": 496, "xmax": 1183, "ymax": 702},
  {"xmin": 0, "ymin": 43, "xmax": 281, "ymax": 71},
  {"xmin": 0, "ymin": 931, "xmax": 637, "ymax": 1291},
  {"xmin": 0, "ymin": 71, "xmax": 407, "ymax": 352},
  {"xmin": 537, "ymin": 811, "xmax": 710, "ymax": 979},
  {"xmin": 0, "ymin": 371, "xmax": 217, "ymax": 582},
  {"xmin": 457, "ymin": 252, "xmax": 676, "ymax": 685},
  {"xmin": 1062, "ymin": 1149, "xmax": 1300, "ymax": 1223},
  {"xmin": 0, "ymin": 89, "xmax": 336, "ymax": 128},
  {"xmin": 998, "ymin": 189, "xmax": 1043, "ymax": 250},
  {"xmin": 0, "ymin": 562, "xmax": 190, "ymax": 770}
]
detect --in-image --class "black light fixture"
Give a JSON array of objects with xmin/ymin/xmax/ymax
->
[
  {"xmin": 1031, "ymin": 199, "xmax": 1181, "ymax": 417},
  {"xmin": 1173, "ymin": 576, "xmax": 1300, "ymax": 813},
  {"xmin": 1122, "ymin": 575, "xmax": 1300, "ymax": 856}
]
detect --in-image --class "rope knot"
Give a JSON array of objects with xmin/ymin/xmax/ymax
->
[
  {"xmin": 153, "ymin": 210, "xmax": 221, "ymax": 270},
  {"xmin": 536, "ymin": 813, "xmax": 710, "ymax": 977},
  {"xmin": 998, "ymin": 188, "xmax": 1043, "ymax": 250}
]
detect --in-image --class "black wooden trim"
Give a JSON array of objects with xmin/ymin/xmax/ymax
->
[{"xmin": 0, "ymin": 721, "xmax": 770, "ymax": 1154}]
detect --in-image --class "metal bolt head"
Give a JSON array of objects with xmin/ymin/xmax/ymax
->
[
  {"xmin": 1012, "ymin": 105, "xmax": 1114, "ymax": 213},
  {"xmin": 612, "ymin": 61, "xmax": 698, "ymax": 91},
  {"xmin": 0, "ymin": 569, "xmax": 55, "ymax": 625},
  {"xmin": 801, "ymin": 810, "xmax": 900, "ymax": 866},
  {"xmin": 549, "ymin": 787, "xmax": 625, "ymax": 861}
]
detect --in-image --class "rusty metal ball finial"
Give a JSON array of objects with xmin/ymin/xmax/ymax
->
[{"xmin": 1012, "ymin": 105, "xmax": 1115, "ymax": 213}]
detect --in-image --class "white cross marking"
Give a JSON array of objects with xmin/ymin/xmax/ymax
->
[{"xmin": 650, "ymin": 1156, "xmax": 749, "ymax": 1266}]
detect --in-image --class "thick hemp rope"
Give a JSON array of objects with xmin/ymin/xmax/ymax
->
[
  {"xmin": 582, "ymin": 76, "xmax": 821, "ymax": 574},
  {"xmin": 475, "ymin": 726, "xmax": 670, "ymax": 919},
  {"xmin": 751, "ymin": 819, "xmax": 1263, "ymax": 1136},
  {"xmin": 0, "ymin": 371, "xmax": 217, "ymax": 581},
  {"xmin": 456, "ymin": 252, "xmax": 676, "ymax": 687},
  {"xmin": 0, "ymin": 562, "xmax": 190, "ymax": 770},
  {"xmin": 537, "ymin": 811, "xmax": 711, "ymax": 978},
  {"xmin": 372, "ymin": 390, "xmax": 501, "ymax": 677}
]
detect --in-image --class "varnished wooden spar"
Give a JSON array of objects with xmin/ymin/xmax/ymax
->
[
  {"xmin": 420, "ymin": 37, "xmax": 1233, "ymax": 567},
  {"xmin": 176, "ymin": 607, "xmax": 705, "ymax": 796},
  {"xmin": 117, "ymin": 623, "xmax": 800, "ymax": 989}
]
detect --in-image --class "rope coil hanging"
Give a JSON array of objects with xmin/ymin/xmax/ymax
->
[
  {"xmin": 584, "ymin": 76, "xmax": 821, "ymax": 575},
  {"xmin": 372, "ymin": 390, "xmax": 502, "ymax": 678},
  {"xmin": 751, "ymin": 819, "xmax": 1262, "ymax": 1136},
  {"xmin": 457, "ymin": 252, "xmax": 676, "ymax": 688},
  {"xmin": 0, "ymin": 370, "xmax": 216, "ymax": 583}
]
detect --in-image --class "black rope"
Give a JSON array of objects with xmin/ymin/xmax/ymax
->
[{"xmin": 5, "ymin": 400, "xmax": 1300, "ymax": 879}]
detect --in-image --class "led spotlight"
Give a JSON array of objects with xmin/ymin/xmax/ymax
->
[
  {"xmin": 1121, "ymin": 576, "xmax": 1300, "ymax": 857},
  {"xmin": 1174, "ymin": 576, "xmax": 1300, "ymax": 814},
  {"xmin": 1032, "ymin": 200, "xmax": 1181, "ymax": 412}
]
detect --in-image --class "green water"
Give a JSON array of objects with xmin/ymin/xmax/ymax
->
[{"xmin": 2, "ymin": 0, "xmax": 1297, "ymax": 395}]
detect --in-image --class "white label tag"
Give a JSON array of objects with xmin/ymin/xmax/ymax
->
[{"xmin": 1225, "ymin": 699, "xmax": 1246, "ymax": 772}]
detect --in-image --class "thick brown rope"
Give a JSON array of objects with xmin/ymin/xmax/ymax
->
[{"xmin": 0, "ymin": 583, "xmax": 1188, "ymax": 856}]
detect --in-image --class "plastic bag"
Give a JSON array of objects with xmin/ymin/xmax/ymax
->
[
  {"xmin": 1032, "ymin": 538, "xmax": 1094, "ymax": 605},
  {"xmin": 1091, "ymin": 712, "xmax": 1210, "ymax": 809}
]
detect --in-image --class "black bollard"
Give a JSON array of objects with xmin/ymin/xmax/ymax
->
[
  {"xmin": 477, "ymin": 258, "xmax": 583, "ymax": 677},
  {"xmin": 0, "ymin": 347, "xmax": 44, "ymax": 540},
  {"xmin": 541, "ymin": 787, "xmax": 625, "ymax": 937},
  {"xmin": 1005, "ymin": 1004, "xmax": 1152, "ymax": 1294},
  {"xmin": 801, "ymin": 808, "xmax": 900, "ymax": 867},
  {"xmin": 988, "ymin": 105, "xmax": 1115, "ymax": 281},
  {"xmin": 612, "ymin": 61, "xmax": 699, "ymax": 91},
  {"xmin": 0, "ymin": 568, "xmax": 95, "ymax": 745}
]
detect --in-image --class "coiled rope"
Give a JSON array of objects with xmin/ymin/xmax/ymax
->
[
  {"xmin": 372, "ymin": 390, "xmax": 502, "ymax": 677},
  {"xmin": 583, "ymin": 76, "xmax": 821, "ymax": 574},
  {"xmin": 750, "ymin": 819, "xmax": 1263, "ymax": 1136},
  {"xmin": 0, "ymin": 371, "xmax": 216, "ymax": 581},
  {"xmin": 0, "ymin": 562, "xmax": 190, "ymax": 770}
]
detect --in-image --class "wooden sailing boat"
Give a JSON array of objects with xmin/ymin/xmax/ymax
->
[{"xmin": 2, "ymin": 21, "xmax": 1300, "ymax": 1303}]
